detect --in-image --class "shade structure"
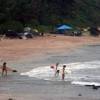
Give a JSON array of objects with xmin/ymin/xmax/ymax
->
[{"xmin": 57, "ymin": 25, "xmax": 72, "ymax": 30}]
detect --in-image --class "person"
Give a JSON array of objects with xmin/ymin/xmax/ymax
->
[
  {"xmin": 55, "ymin": 62, "xmax": 59, "ymax": 76},
  {"xmin": 50, "ymin": 62, "xmax": 60, "ymax": 76},
  {"xmin": 41, "ymin": 32, "xmax": 44, "ymax": 36},
  {"xmin": 62, "ymin": 65, "xmax": 66, "ymax": 80},
  {"xmin": 2, "ymin": 62, "xmax": 7, "ymax": 76}
]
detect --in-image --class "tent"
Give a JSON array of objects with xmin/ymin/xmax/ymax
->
[
  {"xmin": 56, "ymin": 25, "xmax": 72, "ymax": 34},
  {"xmin": 57, "ymin": 25, "xmax": 72, "ymax": 30}
]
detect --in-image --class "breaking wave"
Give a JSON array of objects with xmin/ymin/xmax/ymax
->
[{"xmin": 21, "ymin": 60, "xmax": 100, "ymax": 86}]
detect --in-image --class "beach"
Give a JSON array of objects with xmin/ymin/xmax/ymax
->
[{"xmin": 0, "ymin": 35, "xmax": 100, "ymax": 100}]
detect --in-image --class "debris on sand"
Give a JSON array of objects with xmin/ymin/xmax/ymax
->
[
  {"xmin": 8, "ymin": 98, "xmax": 14, "ymax": 100},
  {"xmin": 92, "ymin": 85, "xmax": 99, "ymax": 90}
]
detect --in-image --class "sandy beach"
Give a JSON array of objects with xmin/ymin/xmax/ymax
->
[
  {"xmin": 0, "ymin": 35, "xmax": 100, "ymax": 100},
  {"xmin": 0, "ymin": 35, "xmax": 100, "ymax": 61}
]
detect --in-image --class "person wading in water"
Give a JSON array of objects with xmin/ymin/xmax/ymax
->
[
  {"xmin": 55, "ymin": 62, "xmax": 60, "ymax": 76},
  {"xmin": 50, "ymin": 62, "xmax": 60, "ymax": 77},
  {"xmin": 62, "ymin": 65, "xmax": 66, "ymax": 80}
]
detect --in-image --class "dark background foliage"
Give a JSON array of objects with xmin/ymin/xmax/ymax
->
[{"xmin": 0, "ymin": 0, "xmax": 100, "ymax": 32}]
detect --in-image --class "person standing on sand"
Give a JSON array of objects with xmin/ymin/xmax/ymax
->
[
  {"xmin": 62, "ymin": 65, "xmax": 66, "ymax": 80},
  {"xmin": 2, "ymin": 62, "xmax": 7, "ymax": 76}
]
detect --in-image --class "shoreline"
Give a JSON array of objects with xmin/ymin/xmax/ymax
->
[
  {"xmin": 0, "ymin": 35, "xmax": 100, "ymax": 61},
  {"xmin": 0, "ymin": 35, "xmax": 100, "ymax": 100}
]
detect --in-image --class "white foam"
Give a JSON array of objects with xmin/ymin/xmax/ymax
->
[
  {"xmin": 60, "ymin": 61, "xmax": 100, "ymax": 71},
  {"xmin": 71, "ymin": 81, "xmax": 100, "ymax": 86},
  {"xmin": 21, "ymin": 60, "xmax": 100, "ymax": 81},
  {"xmin": 21, "ymin": 65, "xmax": 71, "ymax": 81}
]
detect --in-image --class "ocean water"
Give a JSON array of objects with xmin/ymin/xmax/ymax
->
[{"xmin": 21, "ymin": 60, "xmax": 100, "ymax": 86}]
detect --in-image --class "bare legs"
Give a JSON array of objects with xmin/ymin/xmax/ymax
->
[{"xmin": 2, "ymin": 69, "xmax": 7, "ymax": 76}]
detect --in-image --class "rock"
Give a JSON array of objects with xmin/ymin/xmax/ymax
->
[
  {"xmin": 92, "ymin": 85, "xmax": 98, "ymax": 90},
  {"xmin": 78, "ymin": 93, "xmax": 82, "ymax": 96},
  {"xmin": 8, "ymin": 98, "xmax": 13, "ymax": 100}
]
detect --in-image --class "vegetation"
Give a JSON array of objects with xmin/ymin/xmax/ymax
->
[{"xmin": 0, "ymin": 0, "xmax": 100, "ymax": 33}]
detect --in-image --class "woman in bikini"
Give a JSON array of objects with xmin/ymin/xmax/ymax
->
[{"xmin": 2, "ymin": 62, "xmax": 7, "ymax": 76}]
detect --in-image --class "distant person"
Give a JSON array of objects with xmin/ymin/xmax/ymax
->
[
  {"xmin": 2, "ymin": 62, "xmax": 7, "ymax": 76},
  {"xmin": 50, "ymin": 62, "xmax": 60, "ymax": 76},
  {"xmin": 56, "ymin": 70, "xmax": 60, "ymax": 77},
  {"xmin": 40, "ymin": 32, "xmax": 44, "ymax": 36},
  {"xmin": 62, "ymin": 65, "xmax": 66, "ymax": 80},
  {"xmin": 41, "ymin": 32, "xmax": 44, "ymax": 36},
  {"xmin": 55, "ymin": 62, "xmax": 59, "ymax": 76}
]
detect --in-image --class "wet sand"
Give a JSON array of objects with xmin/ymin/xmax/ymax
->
[{"xmin": 0, "ymin": 35, "xmax": 100, "ymax": 100}]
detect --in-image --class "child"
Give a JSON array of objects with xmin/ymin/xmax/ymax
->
[
  {"xmin": 50, "ymin": 62, "xmax": 60, "ymax": 76},
  {"xmin": 55, "ymin": 62, "xmax": 59, "ymax": 76},
  {"xmin": 62, "ymin": 65, "xmax": 66, "ymax": 80}
]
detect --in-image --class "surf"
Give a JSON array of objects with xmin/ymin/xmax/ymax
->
[{"xmin": 21, "ymin": 60, "xmax": 100, "ymax": 86}]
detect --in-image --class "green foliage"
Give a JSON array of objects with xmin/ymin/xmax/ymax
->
[
  {"xmin": 73, "ymin": 0, "xmax": 100, "ymax": 26},
  {"xmin": 0, "ymin": 0, "xmax": 100, "ymax": 29},
  {"xmin": 37, "ymin": 25, "xmax": 52, "ymax": 33},
  {"xmin": 24, "ymin": 19, "xmax": 39, "ymax": 28},
  {"xmin": 0, "ymin": 21, "xmax": 24, "ymax": 34}
]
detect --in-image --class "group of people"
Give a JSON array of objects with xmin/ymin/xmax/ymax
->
[
  {"xmin": 51, "ymin": 62, "xmax": 66, "ymax": 80},
  {"xmin": 1, "ymin": 61, "xmax": 66, "ymax": 80}
]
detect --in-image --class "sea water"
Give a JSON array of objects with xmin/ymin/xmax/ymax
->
[{"xmin": 21, "ymin": 60, "xmax": 100, "ymax": 86}]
